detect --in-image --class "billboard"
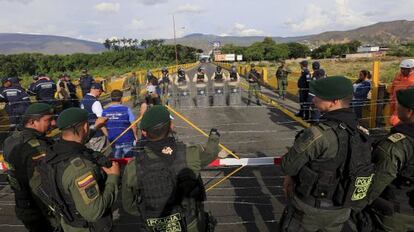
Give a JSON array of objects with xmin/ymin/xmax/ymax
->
[{"xmin": 214, "ymin": 54, "xmax": 242, "ymax": 62}]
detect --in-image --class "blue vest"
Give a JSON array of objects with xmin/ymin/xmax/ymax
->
[
  {"xmin": 102, "ymin": 105, "xmax": 134, "ymax": 144},
  {"xmin": 81, "ymin": 94, "xmax": 98, "ymax": 124}
]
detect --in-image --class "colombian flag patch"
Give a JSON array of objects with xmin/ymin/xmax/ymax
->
[{"xmin": 77, "ymin": 174, "xmax": 95, "ymax": 188}]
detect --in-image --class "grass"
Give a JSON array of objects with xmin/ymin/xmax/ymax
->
[{"xmin": 265, "ymin": 57, "xmax": 402, "ymax": 84}]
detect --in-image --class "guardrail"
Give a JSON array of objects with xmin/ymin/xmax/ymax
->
[{"xmin": 214, "ymin": 61, "xmax": 392, "ymax": 129}]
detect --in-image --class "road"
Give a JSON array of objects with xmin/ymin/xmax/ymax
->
[{"xmin": 0, "ymin": 63, "xmax": 304, "ymax": 232}]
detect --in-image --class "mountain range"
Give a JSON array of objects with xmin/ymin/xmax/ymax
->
[{"xmin": 1, "ymin": 20, "xmax": 413, "ymax": 55}]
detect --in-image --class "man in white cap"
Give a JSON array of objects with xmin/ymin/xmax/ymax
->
[{"xmin": 389, "ymin": 59, "xmax": 414, "ymax": 126}]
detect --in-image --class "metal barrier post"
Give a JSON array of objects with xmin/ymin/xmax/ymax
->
[{"xmin": 370, "ymin": 61, "xmax": 380, "ymax": 128}]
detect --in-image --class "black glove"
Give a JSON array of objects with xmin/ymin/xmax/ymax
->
[{"xmin": 209, "ymin": 128, "xmax": 220, "ymax": 137}]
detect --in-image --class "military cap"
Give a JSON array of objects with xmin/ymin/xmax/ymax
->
[
  {"xmin": 140, "ymin": 105, "xmax": 171, "ymax": 130},
  {"xmin": 310, "ymin": 76, "xmax": 353, "ymax": 100},
  {"xmin": 57, "ymin": 107, "xmax": 89, "ymax": 129},
  {"xmin": 250, "ymin": 63, "xmax": 255, "ymax": 68},
  {"xmin": 24, "ymin": 103, "xmax": 53, "ymax": 116},
  {"xmin": 397, "ymin": 88, "xmax": 414, "ymax": 110}
]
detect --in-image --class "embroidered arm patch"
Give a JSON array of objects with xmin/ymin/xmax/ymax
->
[{"xmin": 76, "ymin": 172, "xmax": 99, "ymax": 204}]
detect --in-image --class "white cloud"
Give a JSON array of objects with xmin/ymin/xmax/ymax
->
[
  {"xmin": 128, "ymin": 18, "xmax": 145, "ymax": 30},
  {"xmin": 137, "ymin": 0, "xmax": 167, "ymax": 5},
  {"xmin": 94, "ymin": 2, "xmax": 120, "ymax": 13},
  {"xmin": 284, "ymin": 4, "xmax": 330, "ymax": 32},
  {"xmin": 227, "ymin": 23, "xmax": 265, "ymax": 36},
  {"xmin": 0, "ymin": 0, "xmax": 32, "ymax": 3},
  {"xmin": 174, "ymin": 4, "xmax": 203, "ymax": 14},
  {"xmin": 284, "ymin": 0, "xmax": 374, "ymax": 33}
]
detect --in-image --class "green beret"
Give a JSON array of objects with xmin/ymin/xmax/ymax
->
[
  {"xmin": 57, "ymin": 107, "xmax": 89, "ymax": 129},
  {"xmin": 24, "ymin": 103, "xmax": 53, "ymax": 116},
  {"xmin": 310, "ymin": 76, "xmax": 353, "ymax": 100},
  {"xmin": 140, "ymin": 105, "xmax": 171, "ymax": 130},
  {"xmin": 397, "ymin": 88, "xmax": 414, "ymax": 110}
]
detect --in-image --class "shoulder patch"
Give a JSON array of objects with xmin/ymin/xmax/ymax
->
[
  {"xmin": 70, "ymin": 157, "xmax": 85, "ymax": 169},
  {"xmin": 28, "ymin": 139, "xmax": 40, "ymax": 148},
  {"xmin": 293, "ymin": 126, "xmax": 323, "ymax": 154},
  {"xmin": 388, "ymin": 133, "xmax": 406, "ymax": 143},
  {"xmin": 75, "ymin": 172, "xmax": 99, "ymax": 204}
]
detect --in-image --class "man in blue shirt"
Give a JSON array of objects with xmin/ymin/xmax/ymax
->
[{"xmin": 103, "ymin": 90, "xmax": 138, "ymax": 158}]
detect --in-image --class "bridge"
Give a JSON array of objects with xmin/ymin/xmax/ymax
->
[{"xmin": 0, "ymin": 61, "xmax": 389, "ymax": 232}]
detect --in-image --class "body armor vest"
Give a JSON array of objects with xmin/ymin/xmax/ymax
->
[
  {"xmin": 295, "ymin": 120, "xmax": 374, "ymax": 210},
  {"xmin": 229, "ymin": 72, "xmax": 238, "ymax": 82},
  {"xmin": 135, "ymin": 141, "xmax": 206, "ymax": 231},
  {"xmin": 380, "ymin": 124, "xmax": 414, "ymax": 214},
  {"xmin": 214, "ymin": 72, "xmax": 223, "ymax": 82},
  {"xmin": 36, "ymin": 147, "xmax": 112, "ymax": 230},
  {"xmin": 3, "ymin": 130, "xmax": 40, "ymax": 209},
  {"xmin": 177, "ymin": 73, "xmax": 186, "ymax": 84},
  {"xmin": 196, "ymin": 73, "xmax": 205, "ymax": 83}
]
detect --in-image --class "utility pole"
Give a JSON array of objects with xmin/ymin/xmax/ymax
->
[{"xmin": 173, "ymin": 15, "xmax": 179, "ymax": 72}]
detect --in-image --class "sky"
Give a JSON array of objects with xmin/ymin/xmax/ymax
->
[{"xmin": 1, "ymin": 0, "xmax": 413, "ymax": 42}]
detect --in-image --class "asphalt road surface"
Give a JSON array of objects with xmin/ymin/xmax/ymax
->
[{"xmin": 0, "ymin": 63, "xmax": 304, "ymax": 232}]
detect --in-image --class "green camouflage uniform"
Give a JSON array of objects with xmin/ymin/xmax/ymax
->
[
  {"xmin": 122, "ymin": 134, "xmax": 220, "ymax": 232},
  {"xmin": 368, "ymin": 124, "xmax": 414, "ymax": 232},
  {"xmin": 280, "ymin": 109, "xmax": 355, "ymax": 232},
  {"xmin": 276, "ymin": 66, "xmax": 290, "ymax": 99}
]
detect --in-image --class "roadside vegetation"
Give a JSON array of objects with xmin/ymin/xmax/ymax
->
[{"xmin": 0, "ymin": 39, "xmax": 200, "ymax": 87}]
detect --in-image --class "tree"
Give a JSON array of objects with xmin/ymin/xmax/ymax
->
[{"xmin": 286, "ymin": 42, "xmax": 310, "ymax": 59}]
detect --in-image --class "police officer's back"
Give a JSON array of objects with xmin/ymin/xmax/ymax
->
[
  {"xmin": 0, "ymin": 77, "xmax": 30, "ymax": 125},
  {"xmin": 367, "ymin": 88, "xmax": 414, "ymax": 231},
  {"xmin": 122, "ymin": 105, "xmax": 222, "ymax": 232},
  {"xmin": 280, "ymin": 76, "xmax": 374, "ymax": 232},
  {"xmin": 36, "ymin": 107, "xmax": 120, "ymax": 232},
  {"xmin": 79, "ymin": 69, "xmax": 95, "ymax": 97},
  {"xmin": 29, "ymin": 75, "xmax": 57, "ymax": 105},
  {"xmin": 296, "ymin": 60, "xmax": 311, "ymax": 118},
  {"xmin": 2, "ymin": 103, "xmax": 57, "ymax": 232}
]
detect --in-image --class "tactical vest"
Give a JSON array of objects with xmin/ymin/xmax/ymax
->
[
  {"xmin": 380, "ymin": 127, "xmax": 414, "ymax": 214},
  {"xmin": 295, "ymin": 120, "xmax": 374, "ymax": 210},
  {"xmin": 214, "ymin": 72, "xmax": 223, "ymax": 82},
  {"xmin": 3, "ymin": 130, "xmax": 41, "ymax": 209},
  {"xmin": 229, "ymin": 72, "xmax": 238, "ymax": 82},
  {"xmin": 162, "ymin": 75, "xmax": 170, "ymax": 84},
  {"xmin": 177, "ymin": 73, "xmax": 186, "ymax": 84},
  {"xmin": 36, "ymin": 147, "xmax": 112, "ymax": 230},
  {"xmin": 196, "ymin": 73, "xmax": 205, "ymax": 83},
  {"xmin": 134, "ymin": 142, "xmax": 206, "ymax": 231}
]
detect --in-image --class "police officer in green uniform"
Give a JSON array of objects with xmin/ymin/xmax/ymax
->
[
  {"xmin": 40, "ymin": 107, "xmax": 120, "ymax": 232},
  {"xmin": 367, "ymin": 88, "xmax": 414, "ymax": 231},
  {"xmin": 122, "ymin": 105, "xmax": 223, "ymax": 232},
  {"xmin": 3, "ymin": 103, "xmax": 57, "ymax": 232},
  {"xmin": 280, "ymin": 76, "xmax": 373, "ymax": 232},
  {"xmin": 246, "ymin": 63, "xmax": 261, "ymax": 106},
  {"xmin": 276, "ymin": 61, "xmax": 291, "ymax": 100}
]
